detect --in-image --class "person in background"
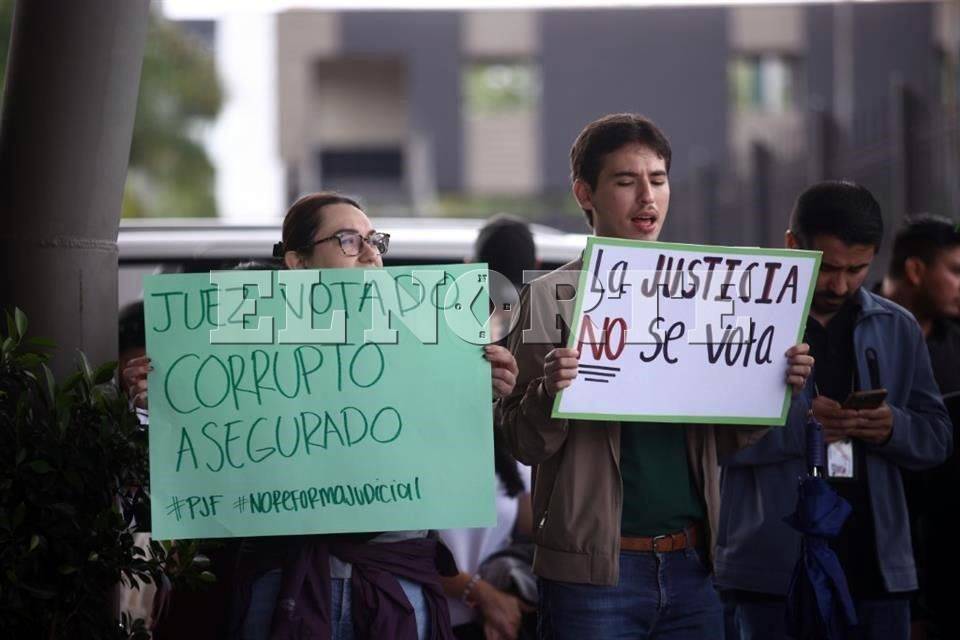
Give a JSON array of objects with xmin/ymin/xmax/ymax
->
[
  {"xmin": 118, "ymin": 300, "xmax": 150, "ymax": 419},
  {"xmin": 115, "ymin": 299, "xmax": 159, "ymax": 630},
  {"xmin": 439, "ymin": 215, "xmax": 538, "ymax": 640},
  {"xmin": 473, "ymin": 214, "xmax": 540, "ymax": 343},
  {"xmin": 716, "ymin": 182, "xmax": 953, "ymax": 640},
  {"xmin": 118, "ymin": 300, "xmax": 146, "ymax": 380},
  {"xmin": 880, "ymin": 215, "xmax": 960, "ymax": 639}
]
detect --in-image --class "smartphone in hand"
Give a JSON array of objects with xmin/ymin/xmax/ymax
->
[{"xmin": 842, "ymin": 389, "xmax": 887, "ymax": 410}]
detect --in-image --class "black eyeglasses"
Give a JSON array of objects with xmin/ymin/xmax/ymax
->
[{"xmin": 313, "ymin": 230, "xmax": 391, "ymax": 257}]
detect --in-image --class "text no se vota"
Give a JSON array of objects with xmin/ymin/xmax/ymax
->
[
  {"xmin": 581, "ymin": 251, "xmax": 801, "ymax": 367},
  {"xmin": 148, "ymin": 270, "xmax": 465, "ymax": 338}
]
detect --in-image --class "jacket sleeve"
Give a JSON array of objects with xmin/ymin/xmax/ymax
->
[
  {"xmin": 495, "ymin": 284, "xmax": 570, "ymax": 465},
  {"xmin": 868, "ymin": 326, "xmax": 953, "ymax": 470},
  {"xmin": 718, "ymin": 392, "xmax": 811, "ymax": 468}
]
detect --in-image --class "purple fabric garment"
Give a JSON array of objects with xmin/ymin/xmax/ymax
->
[{"xmin": 270, "ymin": 537, "xmax": 456, "ymax": 640}]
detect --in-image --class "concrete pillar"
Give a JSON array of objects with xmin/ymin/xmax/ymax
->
[{"xmin": 0, "ymin": 0, "xmax": 150, "ymax": 376}]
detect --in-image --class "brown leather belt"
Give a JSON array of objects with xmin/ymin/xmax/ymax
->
[{"xmin": 621, "ymin": 524, "xmax": 700, "ymax": 553}]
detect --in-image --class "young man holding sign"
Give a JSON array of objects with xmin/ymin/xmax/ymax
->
[
  {"xmin": 497, "ymin": 113, "xmax": 813, "ymax": 639},
  {"xmin": 716, "ymin": 182, "xmax": 952, "ymax": 640}
]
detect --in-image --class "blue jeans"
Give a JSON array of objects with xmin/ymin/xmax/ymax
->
[
  {"xmin": 538, "ymin": 548, "xmax": 724, "ymax": 639},
  {"xmin": 241, "ymin": 569, "xmax": 430, "ymax": 640},
  {"xmin": 732, "ymin": 593, "xmax": 910, "ymax": 640}
]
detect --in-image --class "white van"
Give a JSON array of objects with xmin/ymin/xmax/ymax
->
[{"xmin": 118, "ymin": 217, "xmax": 587, "ymax": 307}]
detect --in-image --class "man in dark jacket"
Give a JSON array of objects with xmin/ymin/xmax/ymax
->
[
  {"xmin": 716, "ymin": 182, "xmax": 953, "ymax": 640},
  {"xmin": 880, "ymin": 215, "xmax": 960, "ymax": 638}
]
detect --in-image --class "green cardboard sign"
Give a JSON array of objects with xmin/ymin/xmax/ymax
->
[{"xmin": 144, "ymin": 265, "xmax": 496, "ymax": 540}]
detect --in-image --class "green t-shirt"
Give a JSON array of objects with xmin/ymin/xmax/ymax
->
[{"xmin": 620, "ymin": 422, "xmax": 706, "ymax": 536}]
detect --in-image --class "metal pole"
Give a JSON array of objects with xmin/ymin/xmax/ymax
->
[{"xmin": 0, "ymin": 0, "xmax": 150, "ymax": 376}]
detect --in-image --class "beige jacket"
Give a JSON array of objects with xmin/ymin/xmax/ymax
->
[{"xmin": 496, "ymin": 259, "xmax": 761, "ymax": 586}]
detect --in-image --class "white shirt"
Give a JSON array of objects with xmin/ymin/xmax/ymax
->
[{"xmin": 439, "ymin": 464, "xmax": 531, "ymax": 627}]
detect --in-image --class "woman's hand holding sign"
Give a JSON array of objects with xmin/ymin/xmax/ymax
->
[{"xmin": 485, "ymin": 345, "xmax": 519, "ymax": 399}]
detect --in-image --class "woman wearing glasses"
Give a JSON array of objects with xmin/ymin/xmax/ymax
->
[
  {"xmin": 126, "ymin": 192, "xmax": 518, "ymax": 640},
  {"xmin": 276, "ymin": 192, "xmax": 392, "ymax": 271},
  {"xmin": 263, "ymin": 191, "xmax": 518, "ymax": 638}
]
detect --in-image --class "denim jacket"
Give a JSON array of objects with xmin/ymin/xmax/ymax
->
[{"xmin": 714, "ymin": 288, "xmax": 952, "ymax": 595}]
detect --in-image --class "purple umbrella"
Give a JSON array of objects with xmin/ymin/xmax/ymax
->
[{"xmin": 784, "ymin": 416, "xmax": 858, "ymax": 639}]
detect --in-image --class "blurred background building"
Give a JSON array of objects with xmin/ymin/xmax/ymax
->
[
  {"xmin": 175, "ymin": 2, "xmax": 959, "ymax": 259},
  {"xmin": 4, "ymin": 0, "xmax": 959, "ymax": 265}
]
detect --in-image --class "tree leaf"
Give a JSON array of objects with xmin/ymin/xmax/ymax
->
[
  {"xmin": 12, "ymin": 502, "xmax": 25, "ymax": 528},
  {"xmin": 29, "ymin": 534, "xmax": 40, "ymax": 552},
  {"xmin": 28, "ymin": 460, "xmax": 53, "ymax": 474},
  {"xmin": 62, "ymin": 371, "xmax": 82, "ymax": 392},
  {"xmin": 14, "ymin": 307, "xmax": 27, "ymax": 339},
  {"xmin": 18, "ymin": 353, "xmax": 41, "ymax": 369},
  {"xmin": 41, "ymin": 364, "xmax": 56, "ymax": 405},
  {"xmin": 94, "ymin": 361, "xmax": 119, "ymax": 386},
  {"xmin": 77, "ymin": 350, "xmax": 94, "ymax": 386},
  {"xmin": 198, "ymin": 571, "xmax": 216, "ymax": 583},
  {"xmin": 50, "ymin": 502, "xmax": 77, "ymax": 518},
  {"xmin": 5, "ymin": 310, "xmax": 16, "ymax": 340},
  {"xmin": 19, "ymin": 583, "xmax": 57, "ymax": 599},
  {"xmin": 57, "ymin": 565, "xmax": 78, "ymax": 575}
]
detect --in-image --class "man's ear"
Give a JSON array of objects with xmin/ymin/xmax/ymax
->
[
  {"xmin": 573, "ymin": 179, "xmax": 594, "ymax": 221},
  {"xmin": 904, "ymin": 256, "xmax": 926, "ymax": 287},
  {"xmin": 785, "ymin": 230, "xmax": 799, "ymax": 250},
  {"xmin": 284, "ymin": 251, "xmax": 306, "ymax": 270}
]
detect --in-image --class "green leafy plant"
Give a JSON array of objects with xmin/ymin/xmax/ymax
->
[{"xmin": 0, "ymin": 309, "xmax": 211, "ymax": 639}]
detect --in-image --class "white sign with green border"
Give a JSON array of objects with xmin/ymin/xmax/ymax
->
[{"xmin": 552, "ymin": 238, "xmax": 821, "ymax": 426}]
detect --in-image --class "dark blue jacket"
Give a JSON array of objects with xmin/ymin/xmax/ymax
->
[{"xmin": 714, "ymin": 288, "xmax": 952, "ymax": 595}]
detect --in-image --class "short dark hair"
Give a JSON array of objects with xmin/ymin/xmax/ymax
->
[
  {"xmin": 570, "ymin": 113, "xmax": 672, "ymax": 227},
  {"xmin": 118, "ymin": 300, "xmax": 145, "ymax": 355},
  {"xmin": 888, "ymin": 214, "xmax": 960, "ymax": 279},
  {"xmin": 274, "ymin": 191, "xmax": 363, "ymax": 259},
  {"xmin": 789, "ymin": 180, "xmax": 884, "ymax": 250},
  {"xmin": 473, "ymin": 214, "xmax": 536, "ymax": 287},
  {"xmin": 233, "ymin": 259, "xmax": 278, "ymax": 271}
]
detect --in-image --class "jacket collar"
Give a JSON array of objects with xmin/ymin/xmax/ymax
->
[{"xmin": 856, "ymin": 287, "xmax": 894, "ymax": 319}]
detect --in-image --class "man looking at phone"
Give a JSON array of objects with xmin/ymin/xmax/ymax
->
[{"xmin": 715, "ymin": 181, "xmax": 952, "ymax": 640}]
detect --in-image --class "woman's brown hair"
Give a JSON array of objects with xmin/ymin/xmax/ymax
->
[{"xmin": 272, "ymin": 191, "xmax": 363, "ymax": 259}]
